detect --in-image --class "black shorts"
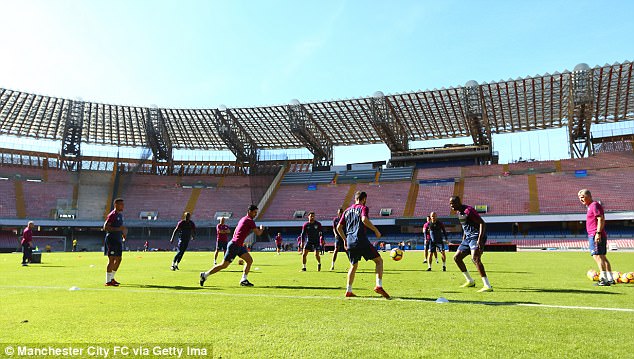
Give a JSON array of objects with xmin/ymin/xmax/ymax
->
[
  {"xmin": 223, "ymin": 242, "xmax": 248, "ymax": 262},
  {"xmin": 334, "ymin": 239, "xmax": 345, "ymax": 251},
  {"xmin": 104, "ymin": 236, "xmax": 123, "ymax": 257},
  {"xmin": 216, "ymin": 241, "xmax": 228, "ymax": 252},
  {"xmin": 276, "ymin": 243, "xmax": 283, "ymax": 250},
  {"xmin": 429, "ymin": 241, "xmax": 444, "ymax": 253},
  {"xmin": 348, "ymin": 241, "xmax": 380, "ymax": 265},
  {"xmin": 303, "ymin": 242, "xmax": 320, "ymax": 252}
]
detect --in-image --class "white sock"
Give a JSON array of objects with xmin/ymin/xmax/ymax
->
[
  {"xmin": 303, "ymin": 264, "xmax": 306, "ymax": 269},
  {"xmin": 376, "ymin": 278, "xmax": 382, "ymax": 287},
  {"xmin": 442, "ymin": 259, "xmax": 446, "ymax": 265},
  {"xmin": 112, "ymin": 271, "xmax": 116, "ymax": 279},
  {"xmin": 463, "ymin": 271, "xmax": 473, "ymax": 282},
  {"xmin": 241, "ymin": 274, "xmax": 248, "ymax": 282},
  {"xmin": 346, "ymin": 284, "xmax": 353, "ymax": 292},
  {"xmin": 106, "ymin": 272, "xmax": 112, "ymax": 282},
  {"xmin": 606, "ymin": 272, "xmax": 614, "ymax": 281},
  {"xmin": 482, "ymin": 277, "xmax": 491, "ymax": 288},
  {"xmin": 600, "ymin": 271, "xmax": 607, "ymax": 281}
]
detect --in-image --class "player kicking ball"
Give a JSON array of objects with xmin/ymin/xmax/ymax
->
[{"xmin": 200, "ymin": 205, "xmax": 264, "ymax": 287}]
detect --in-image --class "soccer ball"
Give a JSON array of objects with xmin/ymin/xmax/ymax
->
[
  {"xmin": 390, "ymin": 248, "xmax": 403, "ymax": 261},
  {"xmin": 586, "ymin": 269, "xmax": 598, "ymax": 281}
]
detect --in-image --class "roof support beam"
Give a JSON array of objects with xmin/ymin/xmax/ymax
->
[
  {"xmin": 213, "ymin": 107, "xmax": 258, "ymax": 167},
  {"xmin": 369, "ymin": 91, "xmax": 409, "ymax": 152},
  {"xmin": 60, "ymin": 99, "xmax": 84, "ymax": 171},
  {"xmin": 145, "ymin": 107, "xmax": 173, "ymax": 174},
  {"xmin": 568, "ymin": 64, "xmax": 594, "ymax": 158},
  {"xmin": 287, "ymin": 100, "xmax": 333, "ymax": 168},
  {"xmin": 463, "ymin": 81, "xmax": 492, "ymax": 147}
]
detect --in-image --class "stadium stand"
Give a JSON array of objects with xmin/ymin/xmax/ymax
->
[
  {"xmin": 0, "ymin": 230, "xmax": 18, "ymax": 251},
  {"xmin": 336, "ymin": 169, "xmax": 377, "ymax": 184},
  {"xmin": 537, "ymin": 167, "xmax": 634, "ymax": 213},
  {"xmin": 261, "ymin": 183, "xmax": 351, "ymax": 221},
  {"xmin": 0, "ymin": 180, "xmax": 17, "ymax": 218},
  {"xmin": 118, "ymin": 174, "xmax": 191, "ymax": 221},
  {"xmin": 352, "ymin": 182, "xmax": 411, "ymax": 217},
  {"xmin": 462, "ymin": 175, "xmax": 531, "ymax": 215},
  {"xmin": 414, "ymin": 182, "xmax": 455, "ymax": 217},
  {"xmin": 417, "ymin": 166, "xmax": 462, "ymax": 180},
  {"xmin": 281, "ymin": 171, "xmax": 335, "ymax": 184},
  {"xmin": 378, "ymin": 167, "xmax": 414, "ymax": 181},
  {"xmin": 77, "ymin": 170, "xmax": 112, "ymax": 220}
]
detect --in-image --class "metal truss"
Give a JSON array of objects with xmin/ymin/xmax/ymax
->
[
  {"xmin": 1, "ymin": 61, "xmax": 632, "ymax": 160},
  {"xmin": 287, "ymin": 100, "xmax": 333, "ymax": 167}
]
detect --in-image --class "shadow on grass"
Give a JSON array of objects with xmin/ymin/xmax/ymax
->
[
  {"xmin": 123, "ymin": 284, "xmax": 210, "ymax": 291},
  {"xmin": 397, "ymin": 296, "xmax": 539, "ymax": 306},
  {"xmin": 33, "ymin": 265, "xmax": 66, "ymax": 268},
  {"xmin": 259, "ymin": 285, "xmax": 343, "ymax": 291},
  {"xmin": 507, "ymin": 287, "xmax": 621, "ymax": 295}
]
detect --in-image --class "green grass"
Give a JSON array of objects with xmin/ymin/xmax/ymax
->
[{"xmin": 1, "ymin": 250, "xmax": 633, "ymax": 358}]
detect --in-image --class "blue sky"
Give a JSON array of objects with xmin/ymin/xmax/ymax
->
[{"xmin": 0, "ymin": 0, "xmax": 633, "ymax": 164}]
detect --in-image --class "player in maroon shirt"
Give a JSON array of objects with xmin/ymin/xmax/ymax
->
[
  {"xmin": 214, "ymin": 217, "xmax": 231, "ymax": 265},
  {"xmin": 200, "ymin": 205, "xmax": 264, "ymax": 287},
  {"xmin": 20, "ymin": 221, "xmax": 35, "ymax": 266},
  {"xmin": 578, "ymin": 189, "xmax": 614, "ymax": 286},
  {"xmin": 275, "ymin": 232, "xmax": 283, "ymax": 255}
]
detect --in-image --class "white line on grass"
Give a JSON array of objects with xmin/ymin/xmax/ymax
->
[{"xmin": 2, "ymin": 285, "xmax": 634, "ymax": 313}]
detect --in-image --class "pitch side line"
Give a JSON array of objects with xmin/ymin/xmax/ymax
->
[{"xmin": 2, "ymin": 285, "xmax": 634, "ymax": 313}]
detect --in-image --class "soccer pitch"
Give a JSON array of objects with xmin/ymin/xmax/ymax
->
[{"xmin": 1, "ymin": 250, "xmax": 633, "ymax": 359}]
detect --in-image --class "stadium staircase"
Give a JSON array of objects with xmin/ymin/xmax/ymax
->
[
  {"xmin": 184, "ymin": 188, "xmax": 201, "ymax": 214},
  {"xmin": 14, "ymin": 180, "xmax": 26, "ymax": 218},
  {"xmin": 342, "ymin": 184, "xmax": 357, "ymax": 209},
  {"xmin": 257, "ymin": 165, "xmax": 288, "ymax": 219},
  {"xmin": 403, "ymin": 179, "xmax": 419, "ymax": 217},
  {"xmin": 527, "ymin": 174, "xmax": 539, "ymax": 213}
]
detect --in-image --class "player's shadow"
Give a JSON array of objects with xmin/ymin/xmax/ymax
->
[
  {"xmin": 397, "ymin": 296, "xmax": 538, "ymax": 306},
  {"xmin": 125, "ymin": 284, "xmax": 209, "ymax": 291},
  {"xmin": 484, "ymin": 270, "xmax": 532, "ymax": 274},
  {"xmin": 34, "ymin": 265, "xmax": 66, "ymax": 268},
  {"xmin": 508, "ymin": 287, "xmax": 621, "ymax": 295},
  {"xmin": 259, "ymin": 285, "xmax": 343, "ymax": 291}
]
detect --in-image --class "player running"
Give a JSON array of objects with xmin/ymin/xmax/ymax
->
[
  {"xmin": 275, "ymin": 232, "xmax": 283, "ymax": 255},
  {"xmin": 170, "ymin": 212, "xmax": 196, "ymax": 270},
  {"xmin": 103, "ymin": 198, "xmax": 127, "ymax": 287},
  {"xmin": 336, "ymin": 191, "xmax": 390, "ymax": 299},
  {"xmin": 330, "ymin": 208, "xmax": 345, "ymax": 271},
  {"xmin": 426, "ymin": 212, "xmax": 448, "ymax": 271},
  {"xmin": 449, "ymin": 196, "xmax": 492, "ymax": 292},
  {"xmin": 200, "ymin": 204, "xmax": 264, "ymax": 287},
  {"xmin": 300, "ymin": 212, "xmax": 323, "ymax": 271},
  {"xmin": 578, "ymin": 189, "xmax": 615, "ymax": 286},
  {"xmin": 214, "ymin": 217, "xmax": 231, "ymax": 265}
]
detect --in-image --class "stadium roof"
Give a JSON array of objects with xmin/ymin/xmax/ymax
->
[{"xmin": 0, "ymin": 61, "xmax": 632, "ymax": 151}]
